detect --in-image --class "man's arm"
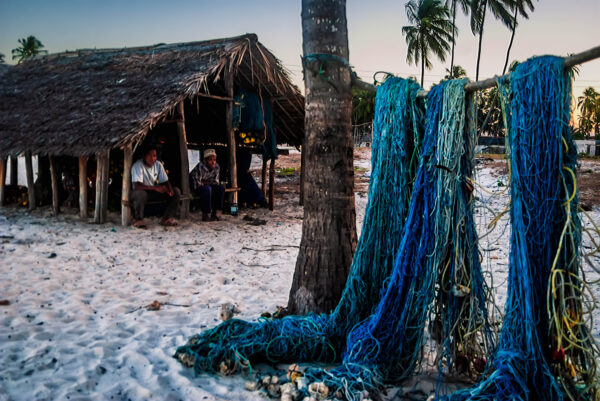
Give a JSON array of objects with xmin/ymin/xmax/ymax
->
[{"xmin": 133, "ymin": 181, "xmax": 168, "ymax": 193}]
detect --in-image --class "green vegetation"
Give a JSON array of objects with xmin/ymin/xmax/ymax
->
[
  {"xmin": 576, "ymin": 87, "xmax": 600, "ymax": 139},
  {"xmin": 276, "ymin": 167, "xmax": 296, "ymax": 176},
  {"xmin": 402, "ymin": 0, "xmax": 454, "ymax": 87},
  {"xmin": 352, "ymin": 88, "xmax": 375, "ymax": 125},
  {"xmin": 11, "ymin": 35, "xmax": 48, "ymax": 64},
  {"xmin": 444, "ymin": 64, "xmax": 467, "ymax": 79}
]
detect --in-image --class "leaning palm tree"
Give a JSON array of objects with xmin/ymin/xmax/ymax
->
[
  {"xmin": 502, "ymin": 0, "xmax": 536, "ymax": 74},
  {"xmin": 445, "ymin": 0, "xmax": 470, "ymax": 75},
  {"xmin": 11, "ymin": 36, "xmax": 48, "ymax": 64},
  {"xmin": 402, "ymin": 0, "xmax": 455, "ymax": 87},
  {"xmin": 470, "ymin": 0, "xmax": 514, "ymax": 81}
]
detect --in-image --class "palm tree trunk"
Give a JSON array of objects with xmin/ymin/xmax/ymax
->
[
  {"xmin": 450, "ymin": 0, "xmax": 457, "ymax": 74},
  {"xmin": 421, "ymin": 51, "xmax": 425, "ymax": 87},
  {"xmin": 288, "ymin": 0, "xmax": 357, "ymax": 314},
  {"xmin": 502, "ymin": 7, "xmax": 519, "ymax": 74},
  {"xmin": 475, "ymin": 1, "xmax": 487, "ymax": 81}
]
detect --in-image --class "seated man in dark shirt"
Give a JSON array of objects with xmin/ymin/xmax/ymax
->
[{"xmin": 190, "ymin": 149, "xmax": 225, "ymax": 221}]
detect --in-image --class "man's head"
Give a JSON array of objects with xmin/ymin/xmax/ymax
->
[
  {"xmin": 142, "ymin": 147, "xmax": 158, "ymax": 167},
  {"xmin": 203, "ymin": 149, "xmax": 217, "ymax": 170}
]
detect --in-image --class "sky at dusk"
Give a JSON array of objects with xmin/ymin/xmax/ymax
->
[{"xmin": 1, "ymin": 0, "xmax": 598, "ymax": 105}]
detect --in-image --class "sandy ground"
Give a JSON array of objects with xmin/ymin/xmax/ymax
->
[{"xmin": 0, "ymin": 149, "xmax": 599, "ymax": 401}]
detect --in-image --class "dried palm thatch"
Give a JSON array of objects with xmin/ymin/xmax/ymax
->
[{"xmin": 0, "ymin": 34, "xmax": 304, "ymax": 158}]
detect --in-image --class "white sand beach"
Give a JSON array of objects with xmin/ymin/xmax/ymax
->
[{"xmin": 1, "ymin": 150, "xmax": 599, "ymax": 401}]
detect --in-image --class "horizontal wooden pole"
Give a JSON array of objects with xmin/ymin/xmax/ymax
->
[
  {"xmin": 351, "ymin": 44, "xmax": 600, "ymax": 96},
  {"xmin": 196, "ymin": 92, "xmax": 235, "ymax": 102}
]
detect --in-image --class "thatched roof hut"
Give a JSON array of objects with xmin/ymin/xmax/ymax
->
[
  {"xmin": 0, "ymin": 33, "xmax": 303, "ymax": 157},
  {"xmin": 0, "ymin": 34, "xmax": 305, "ymax": 224}
]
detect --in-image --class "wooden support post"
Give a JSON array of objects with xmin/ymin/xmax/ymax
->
[
  {"xmin": 25, "ymin": 151, "xmax": 36, "ymax": 211},
  {"xmin": 0, "ymin": 158, "xmax": 6, "ymax": 206},
  {"xmin": 299, "ymin": 143, "xmax": 305, "ymax": 206},
  {"xmin": 49, "ymin": 156, "xmax": 60, "ymax": 216},
  {"xmin": 9, "ymin": 156, "xmax": 18, "ymax": 186},
  {"xmin": 225, "ymin": 66, "xmax": 238, "ymax": 211},
  {"xmin": 261, "ymin": 157, "xmax": 268, "ymax": 197},
  {"xmin": 121, "ymin": 146, "xmax": 132, "ymax": 226},
  {"xmin": 79, "ymin": 156, "xmax": 88, "ymax": 220},
  {"xmin": 269, "ymin": 157, "xmax": 275, "ymax": 211},
  {"xmin": 94, "ymin": 150, "xmax": 110, "ymax": 224},
  {"xmin": 176, "ymin": 101, "xmax": 190, "ymax": 218}
]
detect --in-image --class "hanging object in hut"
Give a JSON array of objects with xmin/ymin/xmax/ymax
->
[{"xmin": 233, "ymin": 89, "xmax": 277, "ymax": 161}]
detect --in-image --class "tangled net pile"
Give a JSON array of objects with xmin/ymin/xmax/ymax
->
[
  {"xmin": 445, "ymin": 56, "xmax": 599, "ymax": 401},
  {"xmin": 175, "ymin": 56, "xmax": 599, "ymax": 400},
  {"xmin": 175, "ymin": 77, "xmax": 426, "ymax": 374}
]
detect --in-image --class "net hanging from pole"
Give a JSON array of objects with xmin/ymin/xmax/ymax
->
[{"xmin": 174, "ymin": 77, "xmax": 426, "ymax": 374}]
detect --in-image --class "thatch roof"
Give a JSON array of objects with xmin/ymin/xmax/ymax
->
[
  {"xmin": 0, "ymin": 64, "xmax": 10, "ymax": 77},
  {"xmin": 0, "ymin": 34, "xmax": 304, "ymax": 158}
]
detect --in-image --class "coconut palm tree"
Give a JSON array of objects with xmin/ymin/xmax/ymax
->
[
  {"xmin": 445, "ymin": 0, "xmax": 471, "ymax": 75},
  {"xmin": 470, "ymin": 0, "xmax": 514, "ymax": 81},
  {"xmin": 502, "ymin": 0, "xmax": 536, "ymax": 74},
  {"xmin": 445, "ymin": 64, "xmax": 468, "ymax": 79},
  {"xmin": 402, "ymin": 0, "xmax": 455, "ymax": 87},
  {"xmin": 289, "ymin": 0, "xmax": 357, "ymax": 314},
  {"xmin": 578, "ymin": 87, "xmax": 600, "ymax": 138},
  {"xmin": 11, "ymin": 36, "xmax": 48, "ymax": 64}
]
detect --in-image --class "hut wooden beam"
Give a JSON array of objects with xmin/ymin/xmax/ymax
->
[
  {"xmin": 121, "ymin": 146, "xmax": 132, "ymax": 226},
  {"xmin": 9, "ymin": 156, "xmax": 18, "ymax": 186},
  {"xmin": 176, "ymin": 101, "xmax": 190, "ymax": 218},
  {"xmin": 0, "ymin": 158, "xmax": 6, "ymax": 206},
  {"xmin": 268, "ymin": 157, "xmax": 275, "ymax": 211},
  {"xmin": 25, "ymin": 151, "xmax": 36, "ymax": 211},
  {"xmin": 49, "ymin": 156, "xmax": 60, "ymax": 216},
  {"xmin": 225, "ymin": 65, "xmax": 239, "ymax": 210},
  {"xmin": 94, "ymin": 150, "xmax": 110, "ymax": 224},
  {"xmin": 195, "ymin": 92, "xmax": 235, "ymax": 102},
  {"xmin": 79, "ymin": 156, "xmax": 88, "ymax": 220},
  {"xmin": 261, "ymin": 158, "xmax": 267, "ymax": 197}
]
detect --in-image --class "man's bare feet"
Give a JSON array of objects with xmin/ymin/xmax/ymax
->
[
  {"xmin": 133, "ymin": 219, "xmax": 147, "ymax": 229},
  {"xmin": 160, "ymin": 217, "xmax": 178, "ymax": 227}
]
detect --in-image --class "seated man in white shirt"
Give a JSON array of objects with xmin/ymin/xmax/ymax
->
[{"xmin": 130, "ymin": 145, "xmax": 180, "ymax": 228}]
